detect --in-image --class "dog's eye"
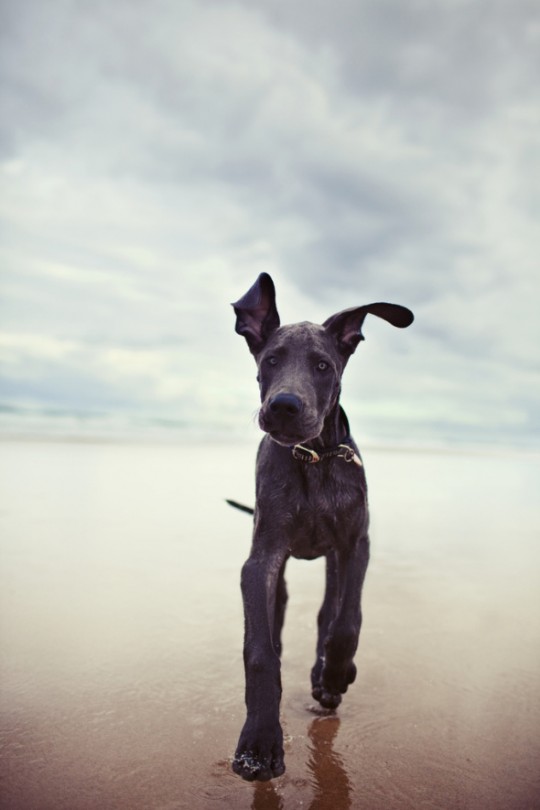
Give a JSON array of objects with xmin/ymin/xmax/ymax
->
[
  {"xmin": 267, "ymin": 356, "xmax": 278, "ymax": 366},
  {"xmin": 317, "ymin": 361, "xmax": 329, "ymax": 371}
]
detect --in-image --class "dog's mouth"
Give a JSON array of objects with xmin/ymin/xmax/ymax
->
[
  {"xmin": 259, "ymin": 407, "xmax": 323, "ymax": 447},
  {"xmin": 266, "ymin": 427, "xmax": 322, "ymax": 447},
  {"xmin": 267, "ymin": 431, "xmax": 308, "ymax": 447}
]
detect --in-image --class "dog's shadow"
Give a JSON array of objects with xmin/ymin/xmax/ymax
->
[{"xmin": 251, "ymin": 715, "xmax": 352, "ymax": 810}]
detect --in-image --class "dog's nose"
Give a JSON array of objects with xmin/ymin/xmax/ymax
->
[{"xmin": 269, "ymin": 393, "xmax": 303, "ymax": 417}]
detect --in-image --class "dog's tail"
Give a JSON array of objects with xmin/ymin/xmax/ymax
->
[{"xmin": 226, "ymin": 499, "xmax": 255, "ymax": 515}]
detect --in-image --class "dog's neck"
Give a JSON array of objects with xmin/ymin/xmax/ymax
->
[{"xmin": 309, "ymin": 402, "xmax": 351, "ymax": 452}]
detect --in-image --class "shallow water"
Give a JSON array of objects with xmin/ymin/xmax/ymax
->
[{"xmin": 1, "ymin": 440, "xmax": 539, "ymax": 809}]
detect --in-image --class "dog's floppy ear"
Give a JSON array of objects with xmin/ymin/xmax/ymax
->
[
  {"xmin": 232, "ymin": 273, "xmax": 281, "ymax": 355},
  {"xmin": 323, "ymin": 303, "xmax": 414, "ymax": 356}
]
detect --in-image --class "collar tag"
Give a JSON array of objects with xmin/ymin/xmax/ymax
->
[{"xmin": 337, "ymin": 444, "xmax": 363, "ymax": 467}]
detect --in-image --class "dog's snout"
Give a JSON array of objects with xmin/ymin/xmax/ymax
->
[
  {"xmin": 269, "ymin": 393, "xmax": 303, "ymax": 417},
  {"xmin": 261, "ymin": 392, "xmax": 310, "ymax": 443}
]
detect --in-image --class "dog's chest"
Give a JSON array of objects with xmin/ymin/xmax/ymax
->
[{"xmin": 281, "ymin": 467, "xmax": 368, "ymax": 559}]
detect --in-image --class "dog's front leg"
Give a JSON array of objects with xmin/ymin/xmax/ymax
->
[
  {"xmin": 311, "ymin": 550, "xmax": 340, "ymax": 701},
  {"xmin": 233, "ymin": 549, "xmax": 287, "ymax": 781},
  {"xmin": 313, "ymin": 537, "xmax": 370, "ymax": 709}
]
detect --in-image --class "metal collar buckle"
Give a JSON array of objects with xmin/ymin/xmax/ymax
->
[{"xmin": 292, "ymin": 444, "xmax": 320, "ymax": 464}]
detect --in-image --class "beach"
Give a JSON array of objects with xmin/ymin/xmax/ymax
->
[{"xmin": 1, "ymin": 439, "xmax": 539, "ymax": 810}]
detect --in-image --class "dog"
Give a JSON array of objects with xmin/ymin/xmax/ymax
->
[{"xmin": 230, "ymin": 273, "xmax": 414, "ymax": 781}]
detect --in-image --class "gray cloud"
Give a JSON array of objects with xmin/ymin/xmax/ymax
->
[{"xmin": 0, "ymin": 0, "xmax": 539, "ymax": 445}]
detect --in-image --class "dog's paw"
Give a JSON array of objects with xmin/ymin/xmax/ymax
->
[
  {"xmin": 311, "ymin": 684, "xmax": 342, "ymax": 709},
  {"xmin": 232, "ymin": 721, "xmax": 285, "ymax": 781},
  {"xmin": 232, "ymin": 750, "xmax": 285, "ymax": 782},
  {"xmin": 312, "ymin": 661, "xmax": 357, "ymax": 709}
]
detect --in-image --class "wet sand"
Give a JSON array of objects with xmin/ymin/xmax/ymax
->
[{"xmin": 1, "ymin": 440, "xmax": 539, "ymax": 809}]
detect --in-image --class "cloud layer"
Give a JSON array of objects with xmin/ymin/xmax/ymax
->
[{"xmin": 1, "ymin": 0, "xmax": 539, "ymax": 445}]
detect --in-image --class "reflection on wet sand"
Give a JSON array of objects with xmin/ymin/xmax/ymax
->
[
  {"xmin": 307, "ymin": 717, "xmax": 352, "ymax": 810},
  {"xmin": 252, "ymin": 782, "xmax": 285, "ymax": 810},
  {"xmin": 251, "ymin": 717, "xmax": 351, "ymax": 810}
]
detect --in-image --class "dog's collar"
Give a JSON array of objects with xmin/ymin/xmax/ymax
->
[
  {"xmin": 288, "ymin": 408, "xmax": 362, "ymax": 467},
  {"xmin": 291, "ymin": 440, "xmax": 363, "ymax": 467}
]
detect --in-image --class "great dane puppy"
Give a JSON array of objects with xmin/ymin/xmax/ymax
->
[{"xmin": 231, "ymin": 273, "xmax": 414, "ymax": 781}]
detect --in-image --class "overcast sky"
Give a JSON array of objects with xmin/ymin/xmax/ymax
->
[{"xmin": 1, "ymin": 0, "xmax": 539, "ymax": 446}]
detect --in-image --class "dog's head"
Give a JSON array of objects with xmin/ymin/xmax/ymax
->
[{"xmin": 232, "ymin": 273, "xmax": 414, "ymax": 446}]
